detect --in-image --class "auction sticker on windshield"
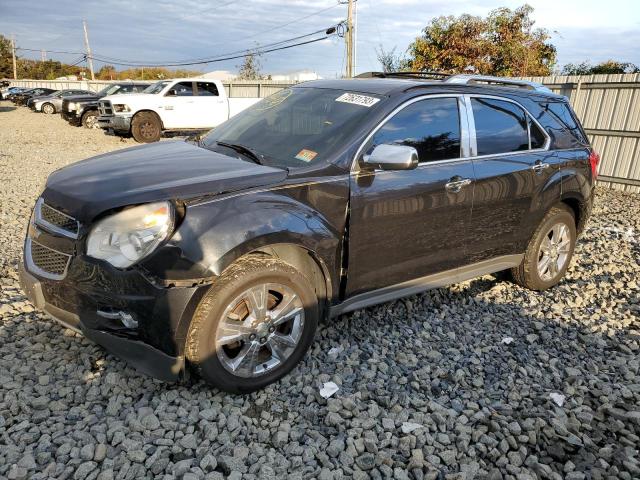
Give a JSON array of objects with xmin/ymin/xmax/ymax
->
[
  {"xmin": 336, "ymin": 92, "xmax": 380, "ymax": 108},
  {"xmin": 295, "ymin": 149, "xmax": 318, "ymax": 162}
]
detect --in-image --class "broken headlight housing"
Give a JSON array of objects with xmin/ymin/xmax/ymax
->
[
  {"xmin": 113, "ymin": 104, "xmax": 130, "ymax": 113},
  {"xmin": 86, "ymin": 202, "xmax": 174, "ymax": 268}
]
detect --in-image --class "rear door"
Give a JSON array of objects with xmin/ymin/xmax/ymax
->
[
  {"xmin": 193, "ymin": 81, "xmax": 228, "ymax": 128},
  {"xmin": 347, "ymin": 95, "xmax": 476, "ymax": 297},
  {"xmin": 464, "ymin": 95, "xmax": 558, "ymax": 263}
]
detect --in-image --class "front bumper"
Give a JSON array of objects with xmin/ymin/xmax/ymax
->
[
  {"xmin": 18, "ymin": 229, "xmax": 204, "ymax": 382},
  {"xmin": 98, "ymin": 114, "xmax": 131, "ymax": 132},
  {"xmin": 61, "ymin": 110, "xmax": 81, "ymax": 125}
]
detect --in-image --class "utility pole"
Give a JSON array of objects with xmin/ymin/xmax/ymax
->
[
  {"xmin": 345, "ymin": 0, "xmax": 354, "ymax": 78},
  {"xmin": 82, "ymin": 20, "xmax": 95, "ymax": 80},
  {"xmin": 11, "ymin": 35, "xmax": 17, "ymax": 80},
  {"xmin": 41, "ymin": 49, "xmax": 46, "ymax": 62}
]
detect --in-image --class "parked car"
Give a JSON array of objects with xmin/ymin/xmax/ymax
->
[
  {"xmin": 12, "ymin": 87, "xmax": 57, "ymax": 106},
  {"xmin": 61, "ymin": 82, "xmax": 149, "ymax": 128},
  {"xmin": 97, "ymin": 78, "xmax": 260, "ymax": 142},
  {"xmin": 31, "ymin": 89, "xmax": 93, "ymax": 114},
  {"xmin": 3, "ymin": 87, "xmax": 28, "ymax": 101},
  {"xmin": 19, "ymin": 73, "xmax": 598, "ymax": 393},
  {"xmin": 0, "ymin": 83, "xmax": 18, "ymax": 100}
]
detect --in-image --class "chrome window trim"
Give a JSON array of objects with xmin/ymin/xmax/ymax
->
[
  {"xmin": 351, "ymin": 92, "xmax": 552, "ymax": 173},
  {"xmin": 25, "ymin": 237, "xmax": 71, "ymax": 281},
  {"xmin": 34, "ymin": 198, "xmax": 79, "ymax": 239},
  {"xmin": 351, "ymin": 94, "xmax": 468, "ymax": 174},
  {"xmin": 464, "ymin": 94, "xmax": 551, "ymax": 159}
]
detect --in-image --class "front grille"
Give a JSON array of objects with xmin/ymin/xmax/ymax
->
[
  {"xmin": 98, "ymin": 100, "xmax": 113, "ymax": 116},
  {"xmin": 28, "ymin": 239, "xmax": 71, "ymax": 279},
  {"xmin": 35, "ymin": 199, "xmax": 79, "ymax": 238}
]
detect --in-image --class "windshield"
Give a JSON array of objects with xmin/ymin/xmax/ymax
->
[
  {"xmin": 202, "ymin": 87, "xmax": 383, "ymax": 169},
  {"xmin": 98, "ymin": 84, "xmax": 122, "ymax": 96},
  {"xmin": 144, "ymin": 81, "xmax": 170, "ymax": 94}
]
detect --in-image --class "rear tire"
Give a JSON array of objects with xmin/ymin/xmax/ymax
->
[
  {"xmin": 131, "ymin": 111, "xmax": 162, "ymax": 143},
  {"xmin": 42, "ymin": 103, "xmax": 55, "ymax": 114},
  {"xmin": 81, "ymin": 109, "xmax": 99, "ymax": 129},
  {"xmin": 511, "ymin": 204, "xmax": 576, "ymax": 291},
  {"xmin": 186, "ymin": 256, "xmax": 319, "ymax": 393}
]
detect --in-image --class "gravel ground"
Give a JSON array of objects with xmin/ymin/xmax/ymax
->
[{"xmin": 1, "ymin": 101, "xmax": 639, "ymax": 480}]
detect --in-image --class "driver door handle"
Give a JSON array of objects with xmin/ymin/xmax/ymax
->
[
  {"xmin": 445, "ymin": 177, "xmax": 472, "ymax": 193},
  {"xmin": 531, "ymin": 162, "xmax": 550, "ymax": 173}
]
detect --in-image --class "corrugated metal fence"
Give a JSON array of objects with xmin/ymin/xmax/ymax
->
[
  {"xmin": 8, "ymin": 76, "xmax": 639, "ymax": 191},
  {"xmin": 521, "ymin": 73, "xmax": 640, "ymax": 192}
]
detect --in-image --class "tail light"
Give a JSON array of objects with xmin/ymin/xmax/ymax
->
[{"xmin": 589, "ymin": 151, "xmax": 600, "ymax": 180}]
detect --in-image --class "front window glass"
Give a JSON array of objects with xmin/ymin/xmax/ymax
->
[
  {"xmin": 472, "ymin": 98, "xmax": 529, "ymax": 155},
  {"xmin": 365, "ymin": 97, "xmax": 461, "ymax": 162},
  {"xmin": 144, "ymin": 81, "xmax": 170, "ymax": 94},
  {"xmin": 202, "ymin": 87, "xmax": 383, "ymax": 169}
]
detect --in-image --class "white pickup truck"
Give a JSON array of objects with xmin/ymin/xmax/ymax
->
[{"xmin": 97, "ymin": 78, "xmax": 261, "ymax": 142}]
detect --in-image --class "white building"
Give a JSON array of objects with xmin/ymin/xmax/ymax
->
[
  {"xmin": 199, "ymin": 70, "xmax": 237, "ymax": 81},
  {"xmin": 269, "ymin": 70, "xmax": 322, "ymax": 82}
]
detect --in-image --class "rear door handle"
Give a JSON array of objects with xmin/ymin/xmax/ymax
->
[
  {"xmin": 445, "ymin": 177, "xmax": 472, "ymax": 193},
  {"xmin": 531, "ymin": 162, "xmax": 550, "ymax": 173}
]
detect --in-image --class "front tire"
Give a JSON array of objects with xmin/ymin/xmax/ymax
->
[
  {"xmin": 81, "ymin": 109, "xmax": 99, "ymax": 128},
  {"xmin": 186, "ymin": 256, "xmax": 319, "ymax": 393},
  {"xmin": 42, "ymin": 103, "xmax": 55, "ymax": 114},
  {"xmin": 131, "ymin": 111, "xmax": 162, "ymax": 143},
  {"xmin": 511, "ymin": 204, "xmax": 576, "ymax": 291}
]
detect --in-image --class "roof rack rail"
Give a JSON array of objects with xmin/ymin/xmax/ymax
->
[
  {"xmin": 444, "ymin": 74, "xmax": 552, "ymax": 93},
  {"xmin": 355, "ymin": 71, "xmax": 451, "ymax": 80}
]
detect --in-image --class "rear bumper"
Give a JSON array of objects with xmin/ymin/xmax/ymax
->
[{"xmin": 18, "ymin": 258, "xmax": 193, "ymax": 382}]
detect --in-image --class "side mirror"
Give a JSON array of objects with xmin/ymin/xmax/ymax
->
[
  {"xmin": 362, "ymin": 144, "xmax": 419, "ymax": 171},
  {"xmin": 166, "ymin": 89, "xmax": 178, "ymax": 97}
]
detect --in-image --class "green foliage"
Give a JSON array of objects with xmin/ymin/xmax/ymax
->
[
  {"xmin": 0, "ymin": 34, "xmax": 14, "ymax": 78},
  {"xmin": 407, "ymin": 4, "xmax": 556, "ymax": 76},
  {"xmin": 375, "ymin": 45, "xmax": 409, "ymax": 73},
  {"xmin": 97, "ymin": 66, "xmax": 202, "ymax": 80},
  {"xmin": 562, "ymin": 60, "xmax": 640, "ymax": 75}
]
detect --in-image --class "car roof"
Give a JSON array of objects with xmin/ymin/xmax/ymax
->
[{"xmin": 297, "ymin": 74, "xmax": 565, "ymax": 100}]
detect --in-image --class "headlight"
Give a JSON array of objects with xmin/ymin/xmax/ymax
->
[
  {"xmin": 68, "ymin": 102, "xmax": 78, "ymax": 111},
  {"xmin": 86, "ymin": 201, "xmax": 174, "ymax": 268},
  {"xmin": 113, "ymin": 104, "xmax": 130, "ymax": 113}
]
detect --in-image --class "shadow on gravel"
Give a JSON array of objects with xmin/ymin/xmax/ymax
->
[
  {"xmin": 2, "ymin": 272, "xmax": 639, "ymax": 479},
  {"xmin": 0, "ymin": 106, "xmax": 16, "ymax": 112}
]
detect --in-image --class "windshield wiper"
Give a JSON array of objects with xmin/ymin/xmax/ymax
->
[{"xmin": 216, "ymin": 141, "xmax": 263, "ymax": 165}]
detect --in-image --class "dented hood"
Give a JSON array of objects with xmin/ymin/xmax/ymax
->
[{"xmin": 42, "ymin": 140, "xmax": 287, "ymax": 220}]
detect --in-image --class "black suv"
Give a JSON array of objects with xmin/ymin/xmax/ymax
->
[
  {"xmin": 61, "ymin": 82, "xmax": 148, "ymax": 128},
  {"xmin": 19, "ymin": 73, "xmax": 598, "ymax": 393}
]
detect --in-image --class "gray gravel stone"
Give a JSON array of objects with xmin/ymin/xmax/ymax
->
[{"xmin": 0, "ymin": 103, "xmax": 639, "ymax": 480}]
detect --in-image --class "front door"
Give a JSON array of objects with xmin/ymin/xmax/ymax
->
[
  {"xmin": 465, "ymin": 95, "xmax": 561, "ymax": 263},
  {"xmin": 347, "ymin": 96, "xmax": 475, "ymax": 297},
  {"xmin": 161, "ymin": 81, "xmax": 197, "ymax": 129}
]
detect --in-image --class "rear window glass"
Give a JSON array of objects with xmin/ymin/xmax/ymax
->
[
  {"xmin": 197, "ymin": 82, "xmax": 219, "ymax": 96},
  {"xmin": 530, "ymin": 118, "xmax": 546, "ymax": 149},
  {"xmin": 472, "ymin": 98, "xmax": 529, "ymax": 155}
]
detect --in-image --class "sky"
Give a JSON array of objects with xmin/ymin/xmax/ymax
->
[{"xmin": 1, "ymin": 0, "xmax": 639, "ymax": 78}]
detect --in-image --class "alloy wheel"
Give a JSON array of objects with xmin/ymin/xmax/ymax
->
[
  {"xmin": 537, "ymin": 222, "xmax": 571, "ymax": 281},
  {"xmin": 215, "ymin": 283, "xmax": 304, "ymax": 378}
]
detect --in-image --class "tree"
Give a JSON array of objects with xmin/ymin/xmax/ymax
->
[
  {"xmin": 236, "ymin": 53, "xmax": 264, "ymax": 80},
  {"xmin": 375, "ymin": 45, "xmax": 408, "ymax": 73},
  {"xmin": 562, "ymin": 60, "xmax": 640, "ymax": 75},
  {"xmin": 0, "ymin": 34, "xmax": 14, "ymax": 78},
  {"xmin": 407, "ymin": 5, "xmax": 556, "ymax": 76}
]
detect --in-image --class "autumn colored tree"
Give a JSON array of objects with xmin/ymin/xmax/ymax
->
[
  {"xmin": 0, "ymin": 34, "xmax": 14, "ymax": 78},
  {"xmin": 236, "ymin": 53, "xmax": 264, "ymax": 80},
  {"xmin": 407, "ymin": 5, "xmax": 556, "ymax": 76}
]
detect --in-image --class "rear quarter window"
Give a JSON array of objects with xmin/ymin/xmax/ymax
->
[{"xmin": 544, "ymin": 101, "xmax": 589, "ymax": 147}]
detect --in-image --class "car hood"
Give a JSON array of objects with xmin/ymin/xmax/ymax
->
[
  {"xmin": 66, "ymin": 94, "xmax": 101, "ymax": 102},
  {"xmin": 42, "ymin": 140, "xmax": 288, "ymax": 221}
]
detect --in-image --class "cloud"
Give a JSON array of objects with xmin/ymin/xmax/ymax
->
[{"xmin": 1, "ymin": 0, "xmax": 637, "ymax": 78}]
